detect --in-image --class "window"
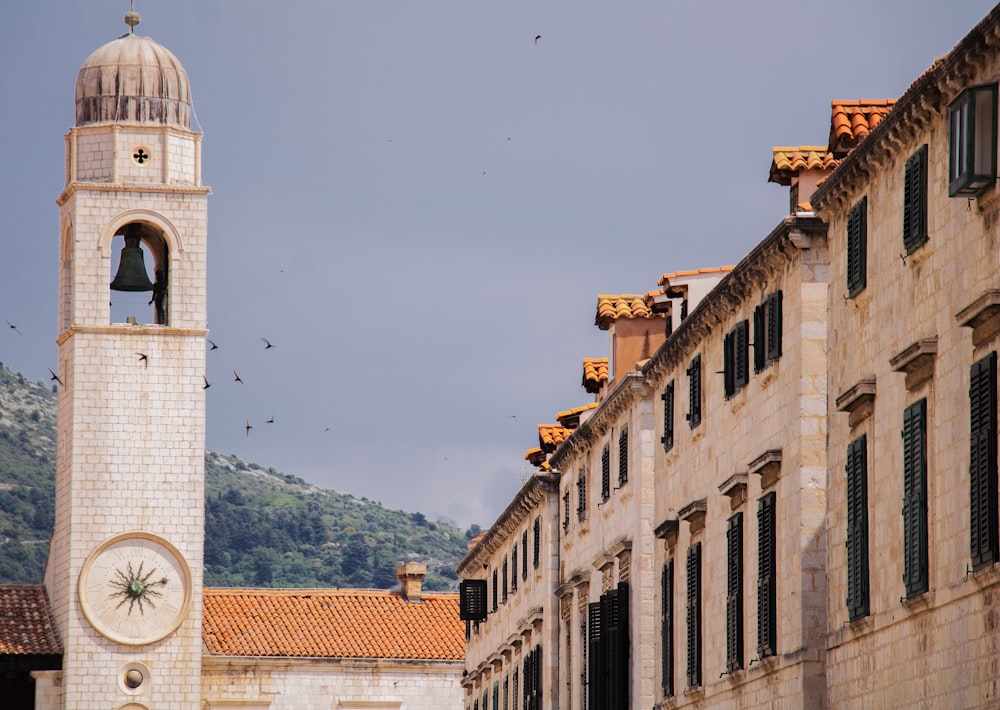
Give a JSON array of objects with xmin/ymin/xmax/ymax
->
[
  {"xmin": 686, "ymin": 354, "xmax": 702, "ymax": 428},
  {"xmin": 970, "ymin": 352, "xmax": 999, "ymax": 569},
  {"xmin": 902, "ymin": 399, "xmax": 929, "ymax": 598},
  {"xmin": 661, "ymin": 559, "xmax": 674, "ymax": 697},
  {"xmin": 757, "ymin": 493, "xmax": 777, "ymax": 656},
  {"xmin": 847, "ymin": 197, "xmax": 867, "ymax": 297},
  {"xmin": 618, "ymin": 428, "xmax": 629, "ymax": 486},
  {"xmin": 503, "ymin": 677, "xmax": 509, "ymax": 710},
  {"xmin": 493, "ymin": 682, "xmax": 499, "ymax": 710},
  {"xmin": 846, "ymin": 436, "xmax": 870, "ymax": 620},
  {"xmin": 661, "ymin": 380, "xmax": 675, "ymax": 452},
  {"xmin": 523, "ymin": 645, "xmax": 542, "ymax": 710},
  {"xmin": 563, "ymin": 491, "xmax": 571, "ymax": 533},
  {"xmin": 512, "ymin": 668, "xmax": 519, "ymax": 710},
  {"xmin": 724, "ymin": 319, "xmax": 750, "ymax": 396},
  {"xmin": 601, "ymin": 445, "xmax": 611, "ymax": 501},
  {"xmin": 577, "ymin": 470, "xmax": 587, "ymax": 521},
  {"xmin": 949, "ymin": 83, "xmax": 998, "ymax": 197},
  {"xmin": 492, "ymin": 568, "xmax": 499, "ymax": 611},
  {"xmin": 522, "ymin": 529, "xmax": 529, "ymax": 580},
  {"xmin": 533, "ymin": 517, "xmax": 540, "ymax": 569},
  {"xmin": 511, "ymin": 547, "xmax": 518, "ymax": 592},
  {"xmin": 903, "ymin": 145, "xmax": 929, "ymax": 253},
  {"xmin": 753, "ymin": 292, "xmax": 783, "ymax": 372},
  {"xmin": 502, "ymin": 558, "xmax": 509, "ymax": 603},
  {"xmin": 588, "ymin": 583, "xmax": 630, "ymax": 709},
  {"xmin": 460, "ymin": 579, "xmax": 488, "ymax": 621},
  {"xmin": 686, "ymin": 543, "xmax": 701, "ymax": 688},
  {"xmin": 726, "ymin": 513, "xmax": 743, "ymax": 673}
]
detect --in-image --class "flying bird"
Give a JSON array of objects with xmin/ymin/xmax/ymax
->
[
  {"xmin": 136, "ymin": 353, "xmax": 148, "ymax": 367},
  {"xmin": 5, "ymin": 321, "xmax": 21, "ymax": 335},
  {"xmin": 233, "ymin": 370, "xmax": 245, "ymax": 384},
  {"xmin": 207, "ymin": 339, "xmax": 218, "ymax": 350},
  {"xmin": 262, "ymin": 338, "xmax": 274, "ymax": 349},
  {"xmin": 266, "ymin": 416, "xmax": 275, "ymax": 424},
  {"xmin": 202, "ymin": 376, "xmax": 211, "ymax": 389},
  {"xmin": 48, "ymin": 368, "xmax": 63, "ymax": 386},
  {"xmin": 534, "ymin": 34, "xmax": 542, "ymax": 44},
  {"xmin": 245, "ymin": 420, "xmax": 252, "ymax": 436}
]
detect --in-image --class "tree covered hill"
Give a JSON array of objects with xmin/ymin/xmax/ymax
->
[{"xmin": 0, "ymin": 362, "xmax": 477, "ymax": 590}]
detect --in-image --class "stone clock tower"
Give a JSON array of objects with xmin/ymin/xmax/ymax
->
[{"xmin": 44, "ymin": 11, "xmax": 207, "ymax": 709}]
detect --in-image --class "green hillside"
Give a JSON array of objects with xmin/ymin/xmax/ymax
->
[{"xmin": 0, "ymin": 362, "xmax": 475, "ymax": 590}]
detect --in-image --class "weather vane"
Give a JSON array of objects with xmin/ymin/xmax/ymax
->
[{"xmin": 125, "ymin": 0, "xmax": 140, "ymax": 34}]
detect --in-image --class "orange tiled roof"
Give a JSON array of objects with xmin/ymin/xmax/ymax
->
[
  {"xmin": 524, "ymin": 447, "xmax": 549, "ymax": 468},
  {"xmin": 829, "ymin": 99, "xmax": 896, "ymax": 156},
  {"xmin": 538, "ymin": 424, "xmax": 572, "ymax": 452},
  {"xmin": 768, "ymin": 146, "xmax": 839, "ymax": 186},
  {"xmin": 556, "ymin": 402, "xmax": 598, "ymax": 428},
  {"xmin": 657, "ymin": 266, "xmax": 733, "ymax": 284},
  {"xmin": 595, "ymin": 294, "xmax": 657, "ymax": 330},
  {"xmin": 582, "ymin": 358, "xmax": 608, "ymax": 394},
  {"xmin": 468, "ymin": 532, "xmax": 486, "ymax": 550},
  {"xmin": 0, "ymin": 585, "xmax": 62, "ymax": 655},
  {"xmin": 203, "ymin": 588, "xmax": 464, "ymax": 660}
]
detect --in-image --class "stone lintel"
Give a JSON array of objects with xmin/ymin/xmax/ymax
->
[
  {"xmin": 678, "ymin": 498, "xmax": 708, "ymax": 534},
  {"xmin": 718, "ymin": 472, "xmax": 749, "ymax": 510},
  {"xmin": 593, "ymin": 554, "xmax": 615, "ymax": 572},
  {"xmin": 654, "ymin": 518, "xmax": 679, "ymax": 548},
  {"xmin": 608, "ymin": 539, "xmax": 632, "ymax": 559},
  {"xmin": 748, "ymin": 449, "xmax": 782, "ymax": 490},
  {"xmin": 835, "ymin": 378, "xmax": 876, "ymax": 427},
  {"xmin": 890, "ymin": 336, "xmax": 937, "ymax": 390},
  {"xmin": 956, "ymin": 289, "xmax": 1000, "ymax": 346}
]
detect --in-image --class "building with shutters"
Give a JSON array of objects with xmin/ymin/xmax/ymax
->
[{"xmin": 810, "ymin": 4, "xmax": 1000, "ymax": 706}]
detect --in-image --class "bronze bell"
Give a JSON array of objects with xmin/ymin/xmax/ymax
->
[{"xmin": 110, "ymin": 229, "xmax": 154, "ymax": 292}]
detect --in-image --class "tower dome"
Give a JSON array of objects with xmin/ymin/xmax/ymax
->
[{"xmin": 75, "ymin": 33, "xmax": 192, "ymax": 128}]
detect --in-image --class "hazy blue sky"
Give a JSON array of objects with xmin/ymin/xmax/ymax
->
[{"xmin": 0, "ymin": 1, "xmax": 993, "ymax": 529}]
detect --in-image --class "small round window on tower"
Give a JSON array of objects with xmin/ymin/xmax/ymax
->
[{"xmin": 132, "ymin": 147, "xmax": 151, "ymax": 165}]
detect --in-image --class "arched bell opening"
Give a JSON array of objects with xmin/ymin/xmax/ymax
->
[{"xmin": 109, "ymin": 222, "xmax": 170, "ymax": 325}]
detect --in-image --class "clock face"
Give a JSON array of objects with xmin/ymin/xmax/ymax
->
[{"xmin": 79, "ymin": 532, "xmax": 193, "ymax": 646}]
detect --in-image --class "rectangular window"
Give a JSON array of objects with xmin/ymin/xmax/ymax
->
[
  {"xmin": 949, "ymin": 83, "xmax": 998, "ymax": 197},
  {"xmin": 847, "ymin": 197, "xmax": 868, "ymax": 297},
  {"xmin": 601, "ymin": 445, "xmax": 611, "ymax": 501},
  {"xmin": 686, "ymin": 354, "xmax": 702, "ymax": 428},
  {"xmin": 903, "ymin": 145, "xmax": 929, "ymax": 253},
  {"xmin": 686, "ymin": 542, "xmax": 701, "ymax": 688},
  {"xmin": 661, "ymin": 559, "xmax": 674, "ymax": 697},
  {"xmin": 588, "ymin": 583, "xmax": 630, "ymax": 710},
  {"xmin": 757, "ymin": 492, "xmax": 777, "ymax": 656},
  {"xmin": 724, "ymin": 320, "xmax": 750, "ymax": 397},
  {"xmin": 661, "ymin": 380, "xmax": 675, "ymax": 452},
  {"xmin": 533, "ymin": 517, "xmax": 540, "ymax": 569},
  {"xmin": 522, "ymin": 529, "xmax": 529, "ymax": 580},
  {"xmin": 577, "ymin": 470, "xmax": 587, "ymax": 521},
  {"xmin": 970, "ymin": 352, "xmax": 999, "ymax": 569},
  {"xmin": 503, "ymin": 677, "xmax": 509, "ymax": 710},
  {"xmin": 846, "ymin": 436, "xmax": 870, "ymax": 620},
  {"xmin": 563, "ymin": 491, "xmax": 570, "ymax": 533},
  {"xmin": 618, "ymin": 428, "xmax": 629, "ymax": 486},
  {"xmin": 460, "ymin": 579, "xmax": 488, "ymax": 621},
  {"xmin": 493, "ymin": 682, "xmax": 499, "ymax": 710},
  {"xmin": 902, "ymin": 399, "xmax": 929, "ymax": 597},
  {"xmin": 512, "ymin": 668, "xmax": 519, "ymax": 710},
  {"xmin": 502, "ymin": 558, "xmax": 508, "ymax": 603},
  {"xmin": 511, "ymin": 548, "xmax": 518, "ymax": 593},
  {"xmin": 726, "ymin": 513, "xmax": 743, "ymax": 673},
  {"xmin": 492, "ymin": 568, "xmax": 499, "ymax": 611},
  {"xmin": 753, "ymin": 292, "xmax": 783, "ymax": 373}
]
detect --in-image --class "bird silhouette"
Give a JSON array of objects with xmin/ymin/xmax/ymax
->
[
  {"xmin": 207, "ymin": 339, "xmax": 218, "ymax": 350},
  {"xmin": 245, "ymin": 420, "xmax": 252, "ymax": 436},
  {"xmin": 202, "ymin": 376, "xmax": 211, "ymax": 389},
  {"xmin": 266, "ymin": 416, "xmax": 275, "ymax": 424},
  {"xmin": 5, "ymin": 321, "xmax": 21, "ymax": 335},
  {"xmin": 233, "ymin": 370, "xmax": 245, "ymax": 384},
  {"xmin": 534, "ymin": 34, "xmax": 542, "ymax": 44},
  {"xmin": 136, "ymin": 353, "xmax": 148, "ymax": 367},
  {"xmin": 48, "ymin": 368, "xmax": 63, "ymax": 386},
  {"xmin": 262, "ymin": 338, "xmax": 274, "ymax": 349}
]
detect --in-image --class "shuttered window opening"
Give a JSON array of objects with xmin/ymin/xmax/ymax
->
[
  {"xmin": 687, "ymin": 354, "xmax": 702, "ymax": 428},
  {"xmin": 563, "ymin": 491, "xmax": 570, "ymax": 533},
  {"xmin": 601, "ymin": 445, "xmax": 611, "ymax": 501},
  {"xmin": 902, "ymin": 399, "xmax": 929, "ymax": 598},
  {"xmin": 726, "ymin": 513, "xmax": 744, "ymax": 673},
  {"xmin": 503, "ymin": 677, "xmax": 509, "ymax": 710},
  {"xmin": 492, "ymin": 568, "xmax": 499, "ymax": 611},
  {"xmin": 724, "ymin": 320, "xmax": 750, "ymax": 397},
  {"xmin": 661, "ymin": 560, "xmax": 674, "ymax": 697},
  {"xmin": 970, "ymin": 352, "xmax": 999, "ymax": 569},
  {"xmin": 753, "ymin": 292, "xmax": 783, "ymax": 373},
  {"xmin": 533, "ymin": 517, "xmax": 540, "ymax": 569},
  {"xmin": 523, "ymin": 645, "xmax": 542, "ymax": 710},
  {"xmin": 511, "ymin": 547, "xmax": 518, "ymax": 593},
  {"xmin": 502, "ymin": 558, "xmax": 509, "ymax": 603},
  {"xmin": 757, "ymin": 493, "xmax": 777, "ymax": 656},
  {"xmin": 661, "ymin": 380, "xmax": 675, "ymax": 452},
  {"xmin": 686, "ymin": 543, "xmax": 702, "ymax": 688},
  {"xmin": 522, "ymin": 530, "xmax": 529, "ymax": 581},
  {"xmin": 845, "ymin": 437, "xmax": 870, "ymax": 620},
  {"xmin": 493, "ymin": 682, "xmax": 499, "ymax": 710},
  {"xmin": 460, "ymin": 579, "xmax": 488, "ymax": 621},
  {"xmin": 577, "ymin": 470, "xmax": 587, "ymax": 521},
  {"xmin": 588, "ymin": 583, "xmax": 630, "ymax": 710},
  {"xmin": 903, "ymin": 145, "xmax": 929, "ymax": 253},
  {"xmin": 618, "ymin": 427, "xmax": 629, "ymax": 486},
  {"xmin": 512, "ymin": 668, "xmax": 519, "ymax": 710},
  {"xmin": 847, "ymin": 196, "xmax": 868, "ymax": 297}
]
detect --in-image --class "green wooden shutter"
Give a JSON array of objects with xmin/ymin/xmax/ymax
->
[
  {"xmin": 726, "ymin": 513, "xmax": 744, "ymax": 672},
  {"xmin": 724, "ymin": 330, "xmax": 735, "ymax": 398},
  {"xmin": 734, "ymin": 319, "xmax": 749, "ymax": 389},
  {"xmin": 601, "ymin": 445, "xmax": 610, "ymax": 500},
  {"xmin": 661, "ymin": 381, "xmax": 675, "ymax": 451},
  {"xmin": 502, "ymin": 558, "xmax": 508, "ymax": 603},
  {"xmin": 588, "ymin": 602, "xmax": 603, "ymax": 710},
  {"xmin": 686, "ymin": 542, "xmax": 701, "ymax": 688},
  {"xmin": 618, "ymin": 427, "xmax": 628, "ymax": 486},
  {"xmin": 756, "ymin": 492, "xmax": 777, "ymax": 656},
  {"xmin": 533, "ymin": 517, "xmax": 540, "ymax": 568},
  {"xmin": 970, "ymin": 352, "xmax": 999, "ymax": 569},
  {"xmin": 661, "ymin": 560, "xmax": 674, "ymax": 697},
  {"xmin": 845, "ymin": 436, "xmax": 870, "ymax": 619},
  {"xmin": 847, "ymin": 196, "xmax": 868, "ymax": 296},
  {"xmin": 902, "ymin": 400, "xmax": 929, "ymax": 597},
  {"xmin": 460, "ymin": 579, "xmax": 488, "ymax": 621},
  {"xmin": 687, "ymin": 354, "xmax": 702, "ymax": 428},
  {"xmin": 903, "ymin": 145, "xmax": 929, "ymax": 252},
  {"xmin": 753, "ymin": 305, "xmax": 766, "ymax": 372},
  {"xmin": 766, "ymin": 291, "xmax": 782, "ymax": 363}
]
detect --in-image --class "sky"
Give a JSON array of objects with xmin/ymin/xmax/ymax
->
[{"xmin": 0, "ymin": 1, "xmax": 994, "ymax": 531}]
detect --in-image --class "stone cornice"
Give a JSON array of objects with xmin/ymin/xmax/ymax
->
[
  {"xmin": 642, "ymin": 215, "xmax": 826, "ymax": 385},
  {"xmin": 549, "ymin": 371, "xmax": 649, "ymax": 470},
  {"xmin": 56, "ymin": 324, "xmax": 209, "ymax": 345},
  {"xmin": 456, "ymin": 473, "xmax": 559, "ymax": 575},
  {"xmin": 57, "ymin": 181, "xmax": 211, "ymax": 205},
  {"xmin": 810, "ymin": 6, "xmax": 1000, "ymax": 216}
]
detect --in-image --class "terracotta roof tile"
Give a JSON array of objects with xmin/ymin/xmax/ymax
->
[
  {"xmin": 595, "ymin": 294, "xmax": 658, "ymax": 330},
  {"xmin": 556, "ymin": 402, "xmax": 598, "ymax": 429},
  {"xmin": 768, "ymin": 146, "xmax": 839, "ymax": 185},
  {"xmin": 0, "ymin": 585, "xmax": 62, "ymax": 655},
  {"xmin": 582, "ymin": 358, "xmax": 608, "ymax": 394},
  {"xmin": 202, "ymin": 588, "xmax": 464, "ymax": 660},
  {"xmin": 657, "ymin": 266, "xmax": 733, "ymax": 283},
  {"xmin": 538, "ymin": 424, "xmax": 572, "ymax": 452},
  {"xmin": 829, "ymin": 99, "xmax": 896, "ymax": 156},
  {"xmin": 524, "ymin": 447, "xmax": 550, "ymax": 469}
]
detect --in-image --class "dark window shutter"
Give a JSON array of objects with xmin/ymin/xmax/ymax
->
[
  {"xmin": 903, "ymin": 145, "xmax": 929, "ymax": 253},
  {"xmin": 661, "ymin": 560, "xmax": 674, "ymax": 697},
  {"xmin": 845, "ymin": 436, "xmax": 870, "ymax": 620},
  {"xmin": 970, "ymin": 352, "xmax": 999, "ymax": 569},
  {"xmin": 534, "ymin": 645, "xmax": 542, "ymax": 710},
  {"xmin": 492, "ymin": 568, "xmax": 499, "ymax": 611},
  {"xmin": 766, "ymin": 292, "xmax": 782, "ymax": 363},
  {"xmin": 756, "ymin": 492, "xmax": 777, "ymax": 655},
  {"xmin": 502, "ymin": 558, "xmax": 508, "ymax": 603},
  {"xmin": 902, "ymin": 399, "xmax": 929, "ymax": 597},
  {"xmin": 726, "ymin": 513, "xmax": 744, "ymax": 672},
  {"xmin": 724, "ymin": 330, "xmax": 736, "ymax": 398},
  {"xmin": 563, "ymin": 491, "xmax": 570, "ymax": 533},
  {"xmin": 588, "ymin": 602, "xmax": 603, "ymax": 710},
  {"xmin": 661, "ymin": 381, "xmax": 675, "ymax": 451},
  {"xmin": 687, "ymin": 354, "xmax": 702, "ymax": 428},
  {"xmin": 493, "ymin": 682, "xmax": 499, "ymax": 710},
  {"xmin": 503, "ymin": 677, "xmax": 509, "ymax": 710},
  {"xmin": 522, "ymin": 530, "xmax": 528, "ymax": 580},
  {"xmin": 533, "ymin": 517, "xmax": 540, "ymax": 568},
  {"xmin": 611, "ymin": 583, "xmax": 630, "ymax": 708},
  {"xmin": 511, "ymin": 547, "xmax": 518, "ymax": 592},
  {"xmin": 512, "ymin": 669, "xmax": 518, "ymax": 710},
  {"xmin": 601, "ymin": 445, "xmax": 611, "ymax": 501},
  {"xmin": 577, "ymin": 470, "xmax": 587, "ymax": 521},
  {"xmin": 460, "ymin": 579, "xmax": 488, "ymax": 621},
  {"xmin": 847, "ymin": 197, "xmax": 868, "ymax": 296},
  {"xmin": 618, "ymin": 428, "xmax": 628, "ymax": 486},
  {"xmin": 753, "ymin": 305, "xmax": 766, "ymax": 372},
  {"xmin": 686, "ymin": 542, "xmax": 702, "ymax": 688},
  {"xmin": 735, "ymin": 319, "xmax": 749, "ymax": 389}
]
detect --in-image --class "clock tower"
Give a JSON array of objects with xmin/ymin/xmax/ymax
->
[{"xmin": 44, "ymin": 11, "xmax": 208, "ymax": 709}]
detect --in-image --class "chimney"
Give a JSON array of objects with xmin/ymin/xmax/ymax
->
[{"xmin": 396, "ymin": 562, "xmax": 426, "ymax": 603}]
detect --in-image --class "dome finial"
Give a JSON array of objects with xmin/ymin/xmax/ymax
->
[{"xmin": 125, "ymin": 0, "xmax": 140, "ymax": 34}]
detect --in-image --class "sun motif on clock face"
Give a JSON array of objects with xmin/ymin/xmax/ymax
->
[{"xmin": 108, "ymin": 560, "xmax": 169, "ymax": 615}]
